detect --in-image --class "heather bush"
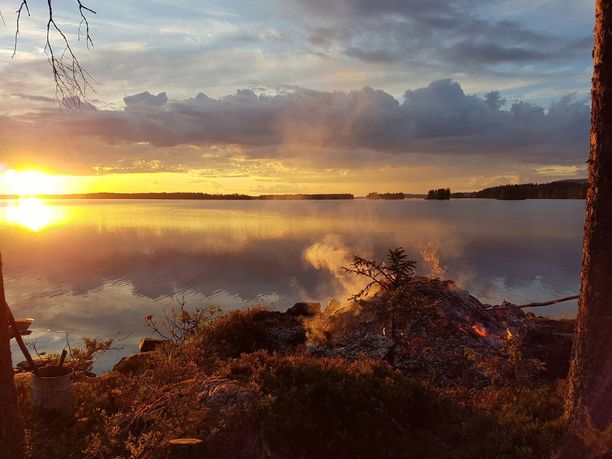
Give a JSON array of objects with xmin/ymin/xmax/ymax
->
[
  {"xmin": 195, "ymin": 307, "xmax": 282, "ymax": 360},
  {"xmin": 15, "ymin": 308, "xmax": 570, "ymax": 458}
]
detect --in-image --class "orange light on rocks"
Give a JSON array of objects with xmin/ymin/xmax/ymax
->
[{"xmin": 471, "ymin": 323, "xmax": 488, "ymax": 337}]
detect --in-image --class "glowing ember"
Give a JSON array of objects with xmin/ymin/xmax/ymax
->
[
  {"xmin": 506, "ymin": 328, "xmax": 514, "ymax": 339},
  {"xmin": 381, "ymin": 327, "xmax": 386, "ymax": 337},
  {"xmin": 471, "ymin": 323, "xmax": 488, "ymax": 337}
]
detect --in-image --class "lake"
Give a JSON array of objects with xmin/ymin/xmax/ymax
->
[{"xmin": 1, "ymin": 198, "xmax": 584, "ymax": 371}]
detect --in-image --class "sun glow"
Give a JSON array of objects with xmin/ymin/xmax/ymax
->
[
  {"xmin": 2, "ymin": 170, "xmax": 63, "ymax": 196},
  {"xmin": 4, "ymin": 198, "xmax": 67, "ymax": 232}
]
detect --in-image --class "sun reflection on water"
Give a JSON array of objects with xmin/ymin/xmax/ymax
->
[{"xmin": 4, "ymin": 198, "xmax": 67, "ymax": 232}]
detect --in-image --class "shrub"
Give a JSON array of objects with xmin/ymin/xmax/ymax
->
[
  {"xmin": 195, "ymin": 307, "xmax": 281, "ymax": 361},
  {"xmin": 145, "ymin": 301, "xmax": 220, "ymax": 345}
]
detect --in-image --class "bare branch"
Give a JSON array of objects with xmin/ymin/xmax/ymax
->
[
  {"xmin": 77, "ymin": 0, "xmax": 96, "ymax": 49},
  {"xmin": 6, "ymin": 0, "xmax": 97, "ymax": 109},
  {"xmin": 12, "ymin": 0, "xmax": 31, "ymax": 58}
]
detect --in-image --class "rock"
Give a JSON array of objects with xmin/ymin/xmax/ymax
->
[
  {"xmin": 287, "ymin": 302, "xmax": 321, "ymax": 317},
  {"xmin": 297, "ymin": 277, "xmax": 573, "ymax": 386},
  {"xmin": 522, "ymin": 318, "xmax": 575, "ymax": 380},
  {"xmin": 139, "ymin": 337, "xmax": 167, "ymax": 353},
  {"xmin": 113, "ymin": 351, "xmax": 157, "ymax": 374}
]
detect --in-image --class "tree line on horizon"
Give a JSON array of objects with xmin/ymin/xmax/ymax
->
[
  {"xmin": 11, "ymin": 192, "xmax": 356, "ymax": 201},
  {"xmin": 455, "ymin": 180, "xmax": 587, "ymax": 200},
  {"xmin": 426, "ymin": 188, "xmax": 451, "ymax": 200}
]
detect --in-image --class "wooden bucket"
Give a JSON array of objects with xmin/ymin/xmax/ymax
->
[{"xmin": 31, "ymin": 366, "xmax": 74, "ymax": 418}]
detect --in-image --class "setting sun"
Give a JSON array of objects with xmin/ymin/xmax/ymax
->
[{"xmin": 2, "ymin": 170, "xmax": 63, "ymax": 196}]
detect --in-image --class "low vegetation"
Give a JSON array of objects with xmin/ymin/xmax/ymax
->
[
  {"xmin": 13, "ymin": 248, "xmax": 612, "ymax": 458},
  {"xmin": 17, "ymin": 336, "xmax": 568, "ymax": 459}
]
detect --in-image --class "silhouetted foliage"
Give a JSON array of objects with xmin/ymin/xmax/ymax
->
[
  {"xmin": 9, "ymin": 192, "xmax": 355, "ymax": 200},
  {"xmin": 459, "ymin": 180, "xmax": 587, "ymax": 200},
  {"xmin": 366, "ymin": 192, "xmax": 405, "ymax": 200},
  {"xmin": 343, "ymin": 248, "xmax": 417, "ymax": 301},
  {"xmin": 426, "ymin": 188, "xmax": 451, "ymax": 200},
  {"xmin": 258, "ymin": 193, "xmax": 354, "ymax": 200}
]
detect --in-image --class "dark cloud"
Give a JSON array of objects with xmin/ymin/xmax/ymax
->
[
  {"xmin": 290, "ymin": 0, "xmax": 590, "ymax": 70},
  {"xmin": 0, "ymin": 79, "xmax": 589, "ymax": 173}
]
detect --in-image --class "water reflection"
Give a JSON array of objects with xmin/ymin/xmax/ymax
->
[
  {"xmin": 0, "ymin": 199, "xmax": 584, "ymax": 371},
  {"xmin": 4, "ymin": 198, "xmax": 68, "ymax": 232}
]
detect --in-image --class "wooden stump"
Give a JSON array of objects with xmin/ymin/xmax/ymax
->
[{"xmin": 167, "ymin": 438, "xmax": 204, "ymax": 459}]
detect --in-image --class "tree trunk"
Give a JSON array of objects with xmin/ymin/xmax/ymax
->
[
  {"xmin": 0, "ymin": 255, "xmax": 23, "ymax": 458},
  {"xmin": 565, "ymin": 0, "xmax": 612, "ymax": 431}
]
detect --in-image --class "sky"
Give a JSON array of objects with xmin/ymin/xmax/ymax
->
[{"xmin": 0, "ymin": 0, "xmax": 596, "ymax": 194}]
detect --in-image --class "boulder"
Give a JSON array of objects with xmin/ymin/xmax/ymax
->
[
  {"xmin": 139, "ymin": 337, "xmax": 167, "ymax": 353},
  {"xmin": 113, "ymin": 351, "xmax": 157, "ymax": 374},
  {"xmin": 287, "ymin": 302, "xmax": 321, "ymax": 317}
]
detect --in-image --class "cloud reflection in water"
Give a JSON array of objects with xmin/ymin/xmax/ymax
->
[{"xmin": 0, "ymin": 199, "xmax": 584, "ymax": 370}]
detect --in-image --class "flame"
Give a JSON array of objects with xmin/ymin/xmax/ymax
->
[
  {"xmin": 471, "ymin": 323, "xmax": 489, "ymax": 337},
  {"xmin": 506, "ymin": 328, "xmax": 513, "ymax": 339},
  {"xmin": 420, "ymin": 242, "xmax": 446, "ymax": 278},
  {"xmin": 381, "ymin": 326, "xmax": 387, "ymax": 337}
]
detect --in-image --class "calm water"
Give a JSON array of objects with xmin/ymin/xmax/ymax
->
[{"xmin": 1, "ymin": 198, "xmax": 584, "ymax": 371}]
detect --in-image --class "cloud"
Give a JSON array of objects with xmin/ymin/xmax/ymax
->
[
  {"xmin": 0, "ymin": 79, "xmax": 589, "ymax": 174},
  {"xmin": 289, "ymin": 0, "xmax": 590, "ymax": 73},
  {"xmin": 124, "ymin": 91, "xmax": 168, "ymax": 107}
]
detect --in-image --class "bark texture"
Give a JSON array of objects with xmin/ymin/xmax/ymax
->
[
  {"xmin": 565, "ymin": 0, "xmax": 612, "ymax": 430},
  {"xmin": 0, "ymin": 255, "xmax": 23, "ymax": 458}
]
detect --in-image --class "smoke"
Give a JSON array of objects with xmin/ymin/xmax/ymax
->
[
  {"xmin": 302, "ymin": 234, "xmax": 368, "ymax": 304},
  {"xmin": 419, "ymin": 242, "xmax": 447, "ymax": 279}
]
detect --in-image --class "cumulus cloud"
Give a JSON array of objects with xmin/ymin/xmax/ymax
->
[
  {"xmin": 0, "ymin": 79, "xmax": 589, "ymax": 174},
  {"xmin": 123, "ymin": 91, "xmax": 168, "ymax": 107}
]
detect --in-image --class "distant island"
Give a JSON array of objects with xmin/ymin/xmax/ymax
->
[
  {"xmin": 0, "ymin": 192, "xmax": 355, "ymax": 201},
  {"xmin": 366, "ymin": 192, "xmax": 405, "ymax": 200},
  {"xmin": 426, "ymin": 188, "xmax": 451, "ymax": 200},
  {"xmin": 0, "ymin": 180, "xmax": 588, "ymax": 201},
  {"xmin": 453, "ymin": 179, "xmax": 587, "ymax": 200}
]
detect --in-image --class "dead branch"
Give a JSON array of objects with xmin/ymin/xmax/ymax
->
[
  {"xmin": 487, "ymin": 295, "xmax": 579, "ymax": 311},
  {"xmin": 5, "ymin": 0, "xmax": 97, "ymax": 108}
]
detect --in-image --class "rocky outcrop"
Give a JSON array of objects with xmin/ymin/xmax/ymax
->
[
  {"xmin": 111, "ymin": 278, "xmax": 574, "ymax": 386},
  {"xmin": 286, "ymin": 278, "xmax": 572, "ymax": 385}
]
